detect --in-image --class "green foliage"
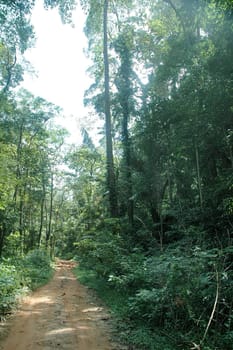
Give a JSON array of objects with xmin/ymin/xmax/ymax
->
[
  {"xmin": 0, "ymin": 87, "xmax": 67, "ymax": 257},
  {"xmin": 0, "ymin": 249, "xmax": 53, "ymax": 318},
  {"xmin": 75, "ymin": 262, "xmax": 177, "ymax": 350},
  {"xmin": 0, "ymin": 1, "xmax": 233, "ymax": 349},
  {"xmin": 75, "ymin": 219, "xmax": 126, "ymax": 278},
  {"xmin": 0, "ymin": 262, "xmax": 27, "ymax": 316},
  {"xmin": 22, "ymin": 249, "xmax": 53, "ymax": 289},
  {"xmin": 123, "ymin": 246, "xmax": 232, "ymax": 347},
  {"xmin": 124, "ymin": 327, "xmax": 175, "ymax": 350},
  {"xmin": 75, "ymin": 230, "xmax": 233, "ymax": 349},
  {"xmin": 62, "ymin": 0, "xmax": 233, "ymax": 348}
]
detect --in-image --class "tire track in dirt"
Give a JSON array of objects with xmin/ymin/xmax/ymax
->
[{"xmin": 0, "ymin": 260, "xmax": 119, "ymax": 350}]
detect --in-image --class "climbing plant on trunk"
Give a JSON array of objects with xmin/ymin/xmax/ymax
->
[{"xmin": 103, "ymin": 0, "xmax": 118, "ymax": 217}]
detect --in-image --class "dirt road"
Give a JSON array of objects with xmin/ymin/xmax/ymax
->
[{"xmin": 0, "ymin": 260, "xmax": 118, "ymax": 350}]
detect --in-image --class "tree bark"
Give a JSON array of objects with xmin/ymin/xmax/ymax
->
[
  {"xmin": 103, "ymin": 0, "xmax": 118, "ymax": 217},
  {"xmin": 116, "ymin": 36, "xmax": 134, "ymax": 225},
  {"xmin": 46, "ymin": 173, "xmax": 54, "ymax": 248},
  {"xmin": 0, "ymin": 228, "xmax": 5, "ymax": 258},
  {"xmin": 38, "ymin": 179, "xmax": 46, "ymax": 248},
  {"xmin": 195, "ymin": 143, "xmax": 203, "ymax": 210}
]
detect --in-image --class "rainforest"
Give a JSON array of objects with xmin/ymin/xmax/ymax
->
[{"xmin": 0, "ymin": 1, "xmax": 232, "ymax": 349}]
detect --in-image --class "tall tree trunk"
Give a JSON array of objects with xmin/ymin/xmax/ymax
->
[
  {"xmin": 38, "ymin": 178, "xmax": 46, "ymax": 248},
  {"xmin": 115, "ymin": 35, "xmax": 134, "ymax": 225},
  {"xmin": 46, "ymin": 173, "xmax": 53, "ymax": 249},
  {"xmin": 19, "ymin": 189, "xmax": 24, "ymax": 254},
  {"xmin": 103, "ymin": 0, "xmax": 118, "ymax": 217},
  {"xmin": 13, "ymin": 122, "xmax": 23, "ymax": 203},
  {"xmin": 123, "ymin": 109, "xmax": 134, "ymax": 226}
]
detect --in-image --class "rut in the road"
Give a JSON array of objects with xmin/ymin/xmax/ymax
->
[{"xmin": 0, "ymin": 261, "xmax": 119, "ymax": 350}]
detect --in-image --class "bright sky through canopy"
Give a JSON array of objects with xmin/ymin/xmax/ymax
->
[{"xmin": 22, "ymin": 0, "xmax": 92, "ymax": 144}]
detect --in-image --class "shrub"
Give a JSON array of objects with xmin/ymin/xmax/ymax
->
[
  {"xmin": 75, "ymin": 219, "xmax": 233, "ymax": 349},
  {"xmin": 22, "ymin": 249, "xmax": 53, "ymax": 289},
  {"xmin": 0, "ymin": 249, "xmax": 53, "ymax": 318},
  {"xmin": 0, "ymin": 263, "xmax": 28, "ymax": 316},
  {"xmin": 127, "ymin": 246, "xmax": 233, "ymax": 348}
]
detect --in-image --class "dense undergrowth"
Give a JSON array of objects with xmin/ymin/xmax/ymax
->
[
  {"xmin": 0, "ymin": 249, "xmax": 53, "ymax": 319},
  {"xmin": 74, "ymin": 222, "xmax": 233, "ymax": 350}
]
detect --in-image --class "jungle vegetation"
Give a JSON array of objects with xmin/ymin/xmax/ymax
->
[{"xmin": 0, "ymin": 0, "xmax": 232, "ymax": 349}]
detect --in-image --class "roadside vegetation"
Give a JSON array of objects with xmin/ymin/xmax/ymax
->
[
  {"xmin": 0, "ymin": 250, "xmax": 53, "ymax": 319},
  {"xmin": 74, "ymin": 224, "xmax": 233, "ymax": 350}
]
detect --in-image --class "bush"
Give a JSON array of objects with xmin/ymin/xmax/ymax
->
[
  {"xmin": 0, "ymin": 262, "xmax": 28, "ymax": 317},
  {"xmin": 126, "ymin": 246, "xmax": 233, "ymax": 349},
  {"xmin": 75, "ymin": 224, "xmax": 127, "ymax": 278},
  {"xmin": 22, "ymin": 249, "xmax": 53, "ymax": 289},
  {"xmin": 74, "ymin": 216, "xmax": 233, "ymax": 350},
  {"xmin": 126, "ymin": 326, "xmax": 175, "ymax": 350},
  {"xmin": 0, "ymin": 249, "xmax": 53, "ymax": 318}
]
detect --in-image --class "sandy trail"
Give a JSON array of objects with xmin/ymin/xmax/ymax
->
[{"xmin": 0, "ymin": 260, "xmax": 117, "ymax": 350}]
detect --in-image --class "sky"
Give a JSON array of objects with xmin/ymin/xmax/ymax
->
[{"xmin": 22, "ymin": 0, "xmax": 94, "ymax": 144}]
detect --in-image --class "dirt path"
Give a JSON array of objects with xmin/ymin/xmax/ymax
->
[{"xmin": 0, "ymin": 260, "xmax": 119, "ymax": 350}]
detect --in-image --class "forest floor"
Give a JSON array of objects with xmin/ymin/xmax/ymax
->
[{"xmin": 0, "ymin": 260, "xmax": 122, "ymax": 350}]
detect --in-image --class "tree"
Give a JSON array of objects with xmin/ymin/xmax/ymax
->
[
  {"xmin": 113, "ymin": 28, "xmax": 135, "ymax": 224},
  {"xmin": 0, "ymin": 88, "xmax": 66, "ymax": 255},
  {"xmin": 103, "ymin": 0, "xmax": 118, "ymax": 217},
  {"xmin": 0, "ymin": 0, "xmax": 77, "ymax": 97},
  {"xmin": 82, "ymin": 0, "xmax": 137, "ymax": 218},
  {"xmin": 56, "ymin": 133, "xmax": 105, "ymax": 256}
]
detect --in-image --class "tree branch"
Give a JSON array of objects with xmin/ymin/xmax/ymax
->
[
  {"xmin": 192, "ymin": 268, "xmax": 220, "ymax": 349},
  {"xmin": 201, "ymin": 269, "xmax": 220, "ymax": 344},
  {"xmin": 163, "ymin": 0, "xmax": 187, "ymax": 39}
]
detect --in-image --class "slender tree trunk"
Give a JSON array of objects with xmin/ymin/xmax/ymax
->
[
  {"xmin": 13, "ymin": 122, "xmax": 23, "ymax": 203},
  {"xmin": 103, "ymin": 0, "xmax": 118, "ymax": 217},
  {"xmin": 28, "ymin": 204, "xmax": 33, "ymax": 251},
  {"xmin": 0, "ymin": 228, "xmax": 5, "ymax": 258},
  {"xmin": 19, "ymin": 189, "xmax": 24, "ymax": 254},
  {"xmin": 46, "ymin": 173, "xmax": 53, "ymax": 249},
  {"xmin": 38, "ymin": 197, "xmax": 45, "ymax": 248},
  {"xmin": 118, "ymin": 40, "xmax": 134, "ymax": 226},
  {"xmin": 195, "ymin": 143, "xmax": 203, "ymax": 210},
  {"xmin": 167, "ymin": 157, "xmax": 173, "ymax": 204},
  {"xmin": 13, "ymin": 120, "xmax": 24, "ymax": 254},
  {"xmin": 123, "ymin": 113, "xmax": 134, "ymax": 226},
  {"xmin": 38, "ymin": 178, "xmax": 46, "ymax": 248}
]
